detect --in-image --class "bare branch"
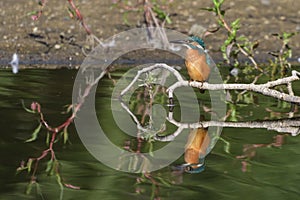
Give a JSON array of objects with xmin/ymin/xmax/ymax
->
[
  {"xmin": 120, "ymin": 63, "xmax": 184, "ymax": 97},
  {"xmin": 154, "ymin": 111, "xmax": 300, "ymax": 142},
  {"xmin": 168, "ymin": 69, "xmax": 300, "ymax": 103},
  {"xmin": 119, "ymin": 63, "xmax": 300, "ymax": 103}
]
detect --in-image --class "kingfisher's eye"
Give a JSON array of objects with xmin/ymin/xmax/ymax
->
[{"xmin": 184, "ymin": 166, "xmax": 193, "ymax": 172}]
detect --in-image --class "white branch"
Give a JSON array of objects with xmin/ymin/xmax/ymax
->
[
  {"xmin": 118, "ymin": 63, "xmax": 300, "ymax": 142},
  {"xmin": 120, "ymin": 101, "xmax": 150, "ymax": 133},
  {"xmin": 154, "ymin": 116, "xmax": 300, "ymax": 142},
  {"xmin": 167, "ymin": 70, "xmax": 300, "ymax": 103},
  {"xmin": 120, "ymin": 63, "xmax": 300, "ymax": 103},
  {"xmin": 120, "ymin": 63, "xmax": 183, "ymax": 97}
]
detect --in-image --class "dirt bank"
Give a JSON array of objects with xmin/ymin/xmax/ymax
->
[{"xmin": 0, "ymin": 0, "xmax": 299, "ymax": 68}]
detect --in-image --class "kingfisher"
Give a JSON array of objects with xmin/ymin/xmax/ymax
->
[
  {"xmin": 171, "ymin": 36, "xmax": 211, "ymax": 93},
  {"xmin": 172, "ymin": 127, "xmax": 209, "ymax": 173}
]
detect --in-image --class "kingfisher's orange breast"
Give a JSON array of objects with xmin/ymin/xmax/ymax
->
[
  {"xmin": 184, "ymin": 128, "xmax": 210, "ymax": 165},
  {"xmin": 185, "ymin": 49, "xmax": 210, "ymax": 82}
]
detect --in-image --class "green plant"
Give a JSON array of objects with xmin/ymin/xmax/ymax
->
[
  {"xmin": 269, "ymin": 32, "xmax": 297, "ymax": 78},
  {"xmin": 28, "ymin": 0, "xmax": 103, "ymax": 55},
  {"xmin": 112, "ymin": 0, "xmax": 172, "ymax": 26},
  {"xmin": 202, "ymin": 0, "xmax": 260, "ymax": 70},
  {"xmin": 17, "ymin": 99, "xmax": 82, "ymax": 196}
]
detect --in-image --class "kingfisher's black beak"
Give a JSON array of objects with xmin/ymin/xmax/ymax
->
[
  {"xmin": 169, "ymin": 39, "xmax": 189, "ymax": 44},
  {"xmin": 171, "ymin": 158, "xmax": 206, "ymax": 174}
]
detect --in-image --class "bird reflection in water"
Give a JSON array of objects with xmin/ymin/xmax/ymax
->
[{"xmin": 172, "ymin": 126, "xmax": 210, "ymax": 174}]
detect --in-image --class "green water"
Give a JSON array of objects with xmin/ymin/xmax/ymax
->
[{"xmin": 0, "ymin": 68, "xmax": 299, "ymax": 200}]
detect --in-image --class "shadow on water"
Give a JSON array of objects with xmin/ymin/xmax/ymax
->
[{"xmin": 0, "ymin": 66, "xmax": 300, "ymax": 200}]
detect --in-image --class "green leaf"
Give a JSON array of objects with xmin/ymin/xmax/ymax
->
[
  {"xmin": 25, "ymin": 123, "xmax": 42, "ymax": 143},
  {"xmin": 283, "ymin": 32, "xmax": 296, "ymax": 40},
  {"xmin": 243, "ymin": 46, "xmax": 250, "ymax": 53},
  {"xmin": 63, "ymin": 127, "xmax": 68, "ymax": 144},
  {"xmin": 46, "ymin": 132, "xmax": 50, "ymax": 146},
  {"xmin": 35, "ymin": 183, "xmax": 43, "ymax": 198},
  {"xmin": 56, "ymin": 173, "xmax": 64, "ymax": 200},
  {"xmin": 231, "ymin": 18, "xmax": 240, "ymax": 29},
  {"xmin": 21, "ymin": 100, "xmax": 36, "ymax": 114},
  {"xmin": 217, "ymin": 19, "xmax": 224, "ymax": 27},
  {"xmin": 149, "ymin": 142, "xmax": 154, "ymax": 157},
  {"xmin": 45, "ymin": 159, "xmax": 54, "ymax": 173},
  {"xmin": 165, "ymin": 15, "xmax": 172, "ymax": 24},
  {"xmin": 157, "ymin": 177, "xmax": 171, "ymax": 187},
  {"xmin": 65, "ymin": 104, "xmax": 73, "ymax": 114},
  {"xmin": 49, "ymin": 159, "xmax": 59, "ymax": 176},
  {"xmin": 26, "ymin": 11, "xmax": 39, "ymax": 17},
  {"xmin": 25, "ymin": 182, "xmax": 34, "ymax": 195},
  {"xmin": 219, "ymin": 137, "xmax": 231, "ymax": 154},
  {"xmin": 213, "ymin": 0, "xmax": 225, "ymax": 11},
  {"xmin": 213, "ymin": 0, "xmax": 220, "ymax": 7},
  {"xmin": 27, "ymin": 159, "xmax": 33, "ymax": 173},
  {"xmin": 237, "ymin": 35, "xmax": 247, "ymax": 41},
  {"xmin": 152, "ymin": 6, "xmax": 172, "ymax": 24},
  {"xmin": 287, "ymin": 49, "xmax": 292, "ymax": 58},
  {"xmin": 67, "ymin": 7, "xmax": 76, "ymax": 18},
  {"xmin": 224, "ymin": 36, "xmax": 234, "ymax": 45},
  {"xmin": 56, "ymin": 173, "xmax": 63, "ymax": 188}
]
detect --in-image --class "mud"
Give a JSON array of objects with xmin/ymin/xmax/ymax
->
[{"xmin": 0, "ymin": 0, "xmax": 299, "ymax": 68}]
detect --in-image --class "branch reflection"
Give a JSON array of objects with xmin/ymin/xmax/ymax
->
[{"xmin": 120, "ymin": 97, "xmax": 300, "ymax": 173}]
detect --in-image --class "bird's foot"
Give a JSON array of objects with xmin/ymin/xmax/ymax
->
[
  {"xmin": 198, "ymin": 81, "xmax": 205, "ymax": 93},
  {"xmin": 168, "ymin": 98, "xmax": 175, "ymax": 112}
]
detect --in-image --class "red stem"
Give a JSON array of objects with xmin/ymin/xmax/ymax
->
[{"xmin": 67, "ymin": 0, "xmax": 92, "ymax": 35}]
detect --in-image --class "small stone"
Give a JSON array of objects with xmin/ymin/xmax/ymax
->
[
  {"xmin": 54, "ymin": 44, "xmax": 61, "ymax": 49},
  {"xmin": 298, "ymin": 57, "xmax": 300, "ymax": 63},
  {"xmin": 187, "ymin": 16, "xmax": 195, "ymax": 22},
  {"xmin": 246, "ymin": 6, "xmax": 257, "ymax": 12},
  {"xmin": 261, "ymin": 0, "xmax": 270, "ymax": 5},
  {"xmin": 33, "ymin": 27, "xmax": 38, "ymax": 33},
  {"xmin": 264, "ymin": 35, "xmax": 269, "ymax": 40},
  {"xmin": 279, "ymin": 16, "xmax": 286, "ymax": 21}
]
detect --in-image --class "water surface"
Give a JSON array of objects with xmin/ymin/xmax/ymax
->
[{"xmin": 0, "ymin": 68, "xmax": 299, "ymax": 200}]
